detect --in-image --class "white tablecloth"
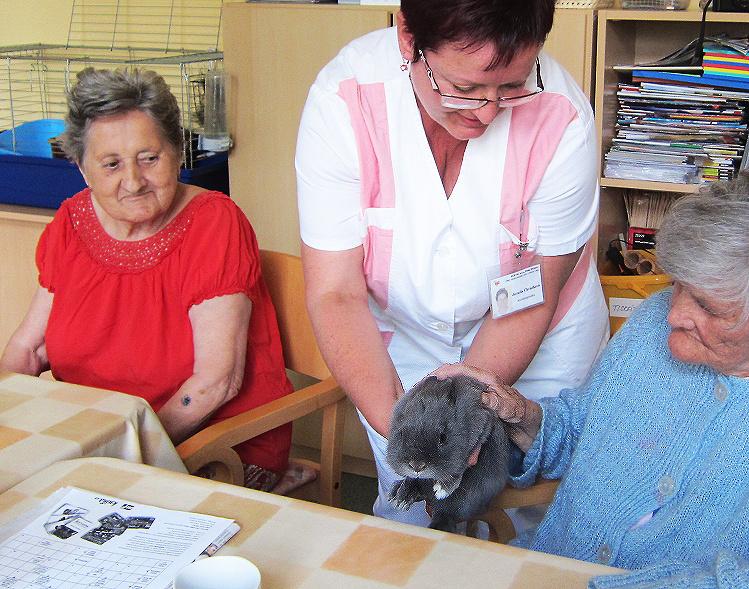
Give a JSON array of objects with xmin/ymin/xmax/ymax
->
[{"xmin": 0, "ymin": 371, "xmax": 186, "ymax": 493}]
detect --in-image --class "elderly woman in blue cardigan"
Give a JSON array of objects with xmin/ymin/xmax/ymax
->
[{"xmin": 437, "ymin": 174, "xmax": 749, "ymax": 588}]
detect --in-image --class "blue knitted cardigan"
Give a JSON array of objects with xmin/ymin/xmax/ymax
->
[{"xmin": 510, "ymin": 288, "xmax": 749, "ymax": 588}]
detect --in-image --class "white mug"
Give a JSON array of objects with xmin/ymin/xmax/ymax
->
[{"xmin": 174, "ymin": 555, "xmax": 261, "ymax": 589}]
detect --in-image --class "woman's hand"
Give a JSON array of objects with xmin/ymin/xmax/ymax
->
[{"xmin": 432, "ymin": 363, "xmax": 542, "ymax": 453}]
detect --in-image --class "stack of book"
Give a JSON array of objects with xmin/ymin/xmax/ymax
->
[
  {"xmin": 604, "ymin": 36, "xmax": 749, "ymax": 185},
  {"xmin": 629, "ymin": 39, "xmax": 749, "ymax": 92}
]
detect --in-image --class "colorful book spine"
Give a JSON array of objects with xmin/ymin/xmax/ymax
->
[
  {"xmin": 702, "ymin": 49, "xmax": 749, "ymax": 81},
  {"xmin": 631, "ymin": 70, "xmax": 749, "ymax": 91},
  {"xmin": 703, "ymin": 51, "xmax": 749, "ymax": 63}
]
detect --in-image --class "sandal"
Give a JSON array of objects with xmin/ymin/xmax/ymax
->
[{"xmin": 243, "ymin": 463, "xmax": 280, "ymax": 492}]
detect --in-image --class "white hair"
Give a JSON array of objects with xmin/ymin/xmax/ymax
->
[{"xmin": 657, "ymin": 173, "xmax": 749, "ymax": 322}]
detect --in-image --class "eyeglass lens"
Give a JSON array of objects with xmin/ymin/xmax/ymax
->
[{"xmin": 420, "ymin": 50, "xmax": 543, "ymax": 110}]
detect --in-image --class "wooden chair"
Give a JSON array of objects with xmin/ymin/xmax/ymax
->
[
  {"xmin": 176, "ymin": 250, "xmax": 347, "ymax": 507},
  {"xmin": 472, "ymin": 479, "xmax": 560, "ymax": 543}
]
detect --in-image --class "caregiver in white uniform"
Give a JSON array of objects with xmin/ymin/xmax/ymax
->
[{"xmin": 296, "ymin": 0, "xmax": 609, "ymax": 526}]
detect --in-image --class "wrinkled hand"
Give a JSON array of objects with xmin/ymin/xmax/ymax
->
[{"xmin": 431, "ymin": 363, "xmax": 542, "ymax": 453}]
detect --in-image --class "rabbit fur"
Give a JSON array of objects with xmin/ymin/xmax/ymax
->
[{"xmin": 386, "ymin": 375, "xmax": 511, "ymax": 533}]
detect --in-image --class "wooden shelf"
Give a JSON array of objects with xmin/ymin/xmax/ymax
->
[
  {"xmin": 599, "ymin": 9, "xmax": 749, "ymax": 23},
  {"xmin": 0, "ymin": 203, "xmax": 55, "ymax": 223},
  {"xmin": 245, "ymin": 2, "xmax": 398, "ymax": 13},
  {"xmin": 600, "ymin": 178, "xmax": 700, "ymax": 193}
]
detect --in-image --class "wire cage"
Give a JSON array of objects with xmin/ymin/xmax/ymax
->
[
  {"xmin": 0, "ymin": 45, "xmax": 223, "ymax": 168},
  {"xmin": 0, "ymin": 0, "xmax": 225, "ymax": 169}
]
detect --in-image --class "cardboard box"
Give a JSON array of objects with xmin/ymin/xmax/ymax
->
[{"xmin": 627, "ymin": 226, "xmax": 657, "ymax": 250}]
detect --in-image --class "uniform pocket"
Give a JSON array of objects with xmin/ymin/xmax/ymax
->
[{"xmin": 362, "ymin": 208, "xmax": 395, "ymax": 310}]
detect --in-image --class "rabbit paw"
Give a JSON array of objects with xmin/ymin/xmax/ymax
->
[
  {"xmin": 388, "ymin": 478, "xmax": 424, "ymax": 510},
  {"xmin": 433, "ymin": 476, "xmax": 461, "ymax": 500},
  {"xmin": 433, "ymin": 481, "xmax": 450, "ymax": 500}
]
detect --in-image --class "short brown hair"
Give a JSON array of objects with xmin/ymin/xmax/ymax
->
[
  {"xmin": 401, "ymin": 0, "xmax": 555, "ymax": 68},
  {"xmin": 63, "ymin": 67, "xmax": 183, "ymax": 163}
]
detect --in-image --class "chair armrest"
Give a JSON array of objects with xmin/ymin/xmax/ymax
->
[
  {"xmin": 490, "ymin": 478, "xmax": 560, "ymax": 510},
  {"xmin": 176, "ymin": 377, "xmax": 345, "ymax": 484},
  {"xmin": 474, "ymin": 478, "xmax": 560, "ymax": 544}
]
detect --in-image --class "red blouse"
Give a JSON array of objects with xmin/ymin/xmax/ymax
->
[{"xmin": 37, "ymin": 189, "xmax": 292, "ymax": 473}]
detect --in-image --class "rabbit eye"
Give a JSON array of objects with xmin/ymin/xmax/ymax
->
[{"xmin": 438, "ymin": 433, "xmax": 447, "ymax": 445}]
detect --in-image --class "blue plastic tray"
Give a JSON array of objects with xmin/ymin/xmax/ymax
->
[
  {"xmin": 0, "ymin": 151, "xmax": 229, "ymax": 209},
  {"xmin": 0, "ymin": 119, "xmax": 65, "ymax": 158}
]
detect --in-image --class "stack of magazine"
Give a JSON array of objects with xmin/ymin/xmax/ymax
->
[{"xmin": 604, "ymin": 35, "xmax": 749, "ymax": 184}]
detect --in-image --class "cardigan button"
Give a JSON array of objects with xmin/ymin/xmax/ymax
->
[
  {"xmin": 658, "ymin": 475, "xmax": 675, "ymax": 497},
  {"xmin": 597, "ymin": 544, "xmax": 612, "ymax": 564},
  {"xmin": 714, "ymin": 381, "xmax": 728, "ymax": 402}
]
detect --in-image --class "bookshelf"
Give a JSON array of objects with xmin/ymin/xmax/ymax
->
[{"xmin": 594, "ymin": 9, "xmax": 749, "ymax": 262}]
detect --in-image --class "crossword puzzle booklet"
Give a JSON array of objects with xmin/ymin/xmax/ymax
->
[{"xmin": 0, "ymin": 487, "xmax": 240, "ymax": 588}]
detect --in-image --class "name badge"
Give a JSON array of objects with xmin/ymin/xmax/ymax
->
[{"xmin": 490, "ymin": 264, "xmax": 545, "ymax": 319}]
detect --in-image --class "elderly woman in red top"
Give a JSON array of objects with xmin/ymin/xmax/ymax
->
[{"xmin": 0, "ymin": 67, "xmax": 294, "ymax": 491}]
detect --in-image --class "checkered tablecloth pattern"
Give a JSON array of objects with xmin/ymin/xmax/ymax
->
[
  {"xmin": 0, "ymin": 457, "xmax": 618, "ymax": 588},
  {"xmin": 0, "ymin": 372, "xmax": 186, "ymax": 492}
]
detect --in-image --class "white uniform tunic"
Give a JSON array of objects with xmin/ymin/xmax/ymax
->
[{"xmin": 297, "ymin": 26, "xmax": 608, "ymax": 525}]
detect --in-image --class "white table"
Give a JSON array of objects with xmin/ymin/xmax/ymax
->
[{"xmin": 0, "ymin": 457, "xmax": 621, "ymax": 589}]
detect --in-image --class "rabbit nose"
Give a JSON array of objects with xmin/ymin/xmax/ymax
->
[{"xmin": 408, "ymin": 460, "xmax": 426, "ymax": 473}]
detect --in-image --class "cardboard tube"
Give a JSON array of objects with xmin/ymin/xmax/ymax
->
[
  {"xmin": 624, "ymin": 250, "xmax": 664, "ymax": 275},
  {"xmin": 636, "ymin": 259, "xmax": 655, "ymax": 275},
  {"xmin": 623, "ymin": 251, "xmax": 643, "ymax": 270}
]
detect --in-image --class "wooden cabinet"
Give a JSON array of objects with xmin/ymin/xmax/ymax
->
[
  {"xmin": 222, "ymin": 4, "xmax": 393, "ymax": 470},
  {"xmin": 0, "ymin": 206, "xmax": 52, "ymax": 352},
  {"xmin": 223, "ymin": 3, "xmax": 394, "ymax": 256},
  {"xmin": 594, "ymin": 9, "xmax": 749, "ymax": 261},
  {"xmin": 547, "ymin": 9, "xmax": 596, "ymax": 99},
  {"xmin": 223, "ymin": 3, "xmax": 597, "ymax": 256}
]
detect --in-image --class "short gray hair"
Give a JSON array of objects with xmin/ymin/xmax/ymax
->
[
  {"xmin": 657, "ymin": 173, "xmax": 749, "ymax": 320},
  {"xmin": 62, "ymin": 67, "xmax": 183, "ymax": 163}
]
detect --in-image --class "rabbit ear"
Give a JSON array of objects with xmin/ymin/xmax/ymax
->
[{"xmin": 422, "ymin": 375, "xmax": 439, "ymax": 388}]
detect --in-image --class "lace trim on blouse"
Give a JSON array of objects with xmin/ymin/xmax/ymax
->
[{"xmin": 69, "ymin": 190, "xmax": 208, "ymax": 273}]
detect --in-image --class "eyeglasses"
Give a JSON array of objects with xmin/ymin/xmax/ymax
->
[{"xmin": 418, "ymin": 49, "xmax": 544, "ymax": 110}]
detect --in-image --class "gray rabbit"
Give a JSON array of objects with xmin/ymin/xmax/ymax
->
[{"xmin": 386, "ymin": 374, "xmax": 511, "ymax": 533}]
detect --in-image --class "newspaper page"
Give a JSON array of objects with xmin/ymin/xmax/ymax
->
[{"xmin": 0, "ymin": 487, "xmax": 238, "ymax": 589}]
